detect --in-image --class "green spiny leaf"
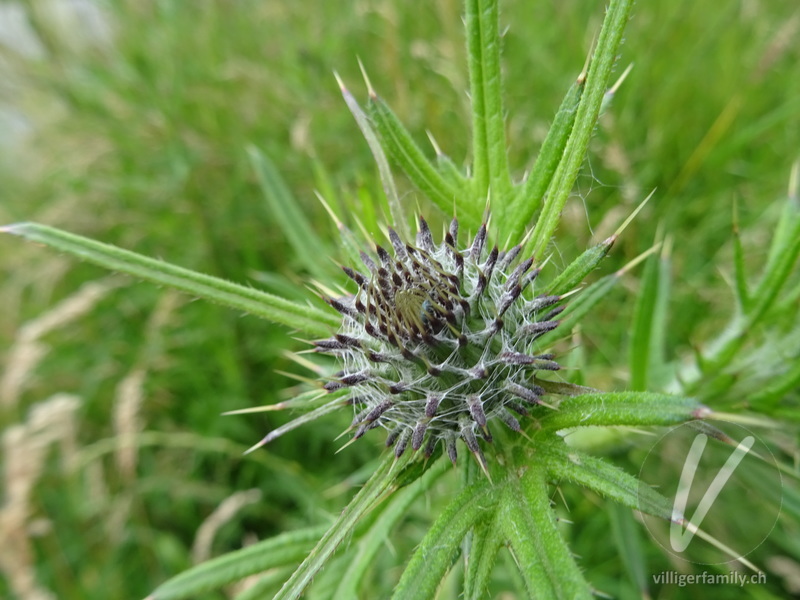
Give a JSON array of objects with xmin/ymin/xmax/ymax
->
[
  {"xmin": 275, "ymin": 451, "xmax": 413, "ymax": 600},
  {"xmin": 465, "ymin": 0, "xmax": 512, "ymax": 204},
  {"xmin": 536, "ymin": 273, "xmax": 619, "ymax": 348},
  {"xmin": 545, "ymin": 235, "xmax": 615, "ymax": 296},
  {"xmin": 504, "ymin": 77, "xmax": 583, "ymax": 245},
  {"xmin": 392, "ymin": 478, "xmax": 494, "ymax": 600},
  {"xmin": 1, "ymin": 222, "xmax": 338, "ymax": 337},
  {"xmin": 337, "ymin": 75, "xmax": 409, "ymax": 240},
  {"xmin": 436, "ymin": 151, "xmax": 469, "ymax": 190},
  {"xmin": 463, "ymin": 512, "xmax": 503, "ymax": 600},
  {"xmin": 539, "ymin": 391, "xmax": 704, "ymax": 431},
  {"xmin": 539, "ymin": 442, "xmax": 674, "ymax": 521},
  {"xmin": 366, "ymin": 94, "xmax": 467, "ymax": 223},
  {"xmin": 333, "ymin": 457, "xmax": 449, "ymax": 599},
  {"xmin": 504, "ymin": 465, "xmax": 593, "ymax": 599},
  {"xmin": 528, "ymin": 0, "xmax": 635, "ymax": 258}
]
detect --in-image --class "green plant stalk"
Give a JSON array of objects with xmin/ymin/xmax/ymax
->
[{"xmin": 505, "ymin": 464, "xmax": 593, "ymax": 599}]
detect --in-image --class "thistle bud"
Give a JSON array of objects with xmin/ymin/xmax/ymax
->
[{"xmin": 314, "ymin": 217, "xmax": 565, "ymax": 472}]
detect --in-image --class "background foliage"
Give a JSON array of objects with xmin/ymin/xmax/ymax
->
[{"xmin": 1, "ymin": 0, "xmax": 798, "ymax": 598}]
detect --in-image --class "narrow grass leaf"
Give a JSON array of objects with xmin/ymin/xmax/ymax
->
[
  {"xmin": 232, "ymin": 569, "xmax": 293, "ymax": 600},
  {"xmin": 732, "ymin": 199, "xmax": 750, "ymax": 310},
  {"xmin": 748, "ymin": 358, "xmax": 800, "ymax": 414},
  {"xmin": 147, "ymin": 526, "xmax": 327, "ymax": 600},
  {"xmin": 248, "ymin": 146, "xmax": 332, "ymax": 280},
  {"xmin": 629, "ymin": 245, "xmax": 662, "ymax": 390},
  {"xmin": 608, "ymin": 503, "xmax": 650, "ymax": 597},
  {"xmin": 762, "ymin": 168, "xmax": 800, "ymax": 280},
  {"xmin": 649, "ymin": 242, "xmax": 672, "ymax": 389},
  {"xmin": 529, "ymin": 0, "xmax": 635, "ymax": 258},
  {"xmin": 2, "ymin": 223, "xmax": 339, "ymax": 337},
  {"xmin": 748, "ymin": 216, "xmax": 800, "ymax": 326},
  {"xmin": 392, "ymin": 478, "xmax": 494, "ymax": 600}
]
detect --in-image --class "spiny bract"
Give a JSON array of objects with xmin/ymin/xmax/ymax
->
[{"xmin": 314, "ymin": 216, "xmax": 566, "ymax": 472}]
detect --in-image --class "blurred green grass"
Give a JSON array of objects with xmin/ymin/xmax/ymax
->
[{"xmin": 1, "ymin": 0, "xmax": 798, "ymax": 598}]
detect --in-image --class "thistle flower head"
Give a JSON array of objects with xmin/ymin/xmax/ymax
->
[{"xmin": 313, "ymin": 216, "xmax": 565, "ymax": 472}]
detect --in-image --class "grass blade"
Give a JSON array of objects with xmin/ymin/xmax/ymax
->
[
  {"xmin": 608, "ymin": 503, "xmax": 650, "ymax": 597},
  {"xmin": 628, "ymin": 241, "xmax": 669, "ymax": 391},
  {"xmin": 732, "ymin": 199, "xmax": 750, "ymax": 310},
  {"xmin": 248, "ymin": 146, "xmax": 333, "ymax": 280},
  {"xmin": 2, "ymin": 222, "xmax": 339, "ymax": 337},
  {"xmin": 748, "ymin": 215, "xmax": 800, "ymax": 326}
]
